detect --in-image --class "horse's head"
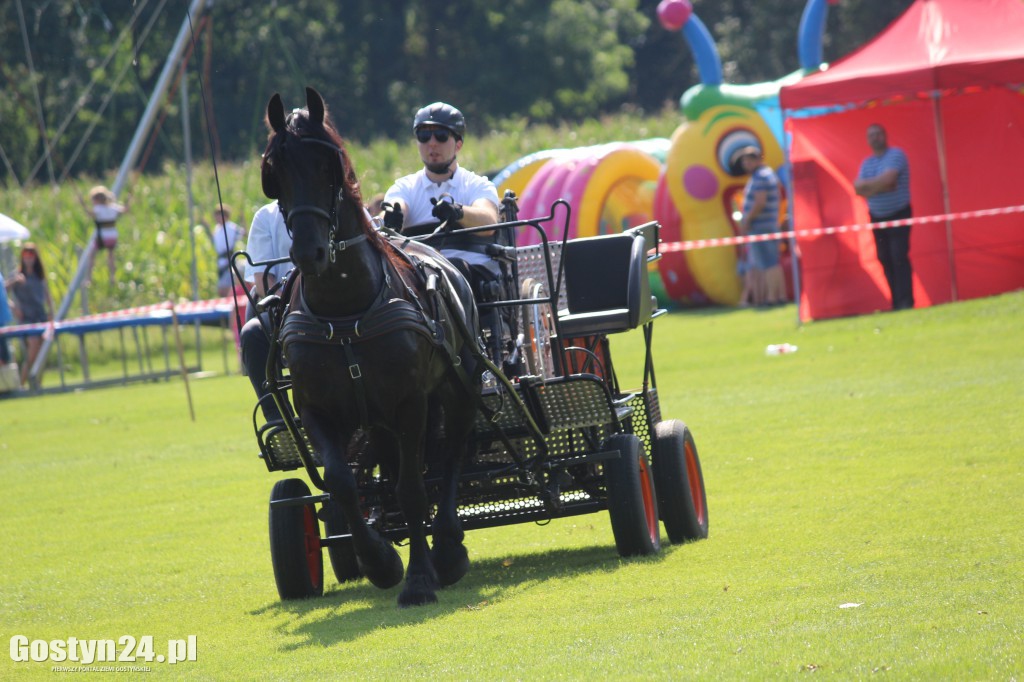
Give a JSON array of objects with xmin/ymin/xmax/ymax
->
[{"xmin": 262, "ymin": 87, "xmax": 367, "ymax": 276}]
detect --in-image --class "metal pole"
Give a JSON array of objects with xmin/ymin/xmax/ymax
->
[
  {"xmin": 31, "ymin": 0, "xmax": 212, "ymax": 388},
  {"xmin": 931, "ymin": 94, "xmax": 958, "ymax": 302},
  {"xmin": 110, "ymin": 0, "xmax": 211, "ymax": 198},
  {"xmin": 781, "ymin": 131, "xmax": 803, "ymax": 326},
  {"xmin": 182, "ymin": 70, "xmax": 199, "ymax": 303},
  {"xmin": 181, "ymin": 64, "xmax": 203, "ymax": 368},
  {"xmin": 15, "ymin": 0, "xmax": 57, "ymax": 188}
]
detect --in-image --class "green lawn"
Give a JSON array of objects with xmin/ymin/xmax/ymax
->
[{"xmin": 1, "ymin": 293, "xmax": 1021, "ymax": 679}]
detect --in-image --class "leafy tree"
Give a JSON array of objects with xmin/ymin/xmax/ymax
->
[{"xmin": 0, "ymin": 0, "xmax": 918, "ymax": 187}]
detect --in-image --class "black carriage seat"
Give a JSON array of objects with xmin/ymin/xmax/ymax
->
[{"xmin": 558, "ymin": 224, "xmax": 661, "ymax": 337}]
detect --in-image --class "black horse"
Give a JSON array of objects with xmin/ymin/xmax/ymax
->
[{"xmin": 261, "ymin": 87, "xmax": 484, "ymax": 606}]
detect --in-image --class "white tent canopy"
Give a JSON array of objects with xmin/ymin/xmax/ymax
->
[{"xmin": 0, "ymin": 213, "xmax": 31, "ymax": 243}]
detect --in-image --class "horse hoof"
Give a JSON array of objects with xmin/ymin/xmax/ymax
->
[
  {"xmin": 431, "ymin": 539, "xmax": 470, "ymax": 587},
  {"xmin": 398, "ymin": 574, "xmax": 439, "ymax": 608},
  {"xmin": 360, "ymin": 542, "xmax": 404, "ymax": 590}
]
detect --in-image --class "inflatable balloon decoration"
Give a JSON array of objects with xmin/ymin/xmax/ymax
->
[
  {"xmin": 492, "ymin": 0, "xmax": 834, "ymax": 306},
  {"xmin": 655, "ymin": 0, "xmax": 833, "ymax": 305}
]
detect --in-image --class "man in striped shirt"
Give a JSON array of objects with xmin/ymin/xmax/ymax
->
[{"xmin": 855, "ymin": 124, "xmax": 914, "ymax": 310}]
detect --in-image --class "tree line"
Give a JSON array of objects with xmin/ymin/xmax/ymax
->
[{"xmin": 0, "ymin": 0, "xmax": 911, "ymax": 187}]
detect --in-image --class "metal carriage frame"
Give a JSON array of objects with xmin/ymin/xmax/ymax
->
[{"xmin": 242, "ymin": 200, "xmax": 709, "ymax": 599}]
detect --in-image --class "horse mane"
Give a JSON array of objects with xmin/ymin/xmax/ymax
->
[{"xmin": 263, "ymin": 107, "xmax": 410, "ymax": 277}]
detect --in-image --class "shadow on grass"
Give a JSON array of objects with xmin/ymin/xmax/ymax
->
[{"xmin": 250, "ymin": 542, "xmax": 674, "ymax": 649}]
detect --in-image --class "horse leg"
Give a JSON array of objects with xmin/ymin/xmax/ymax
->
[
  {"xmin": 395, "ymin": 406, "xmax": 440, "ymax": 607},
  {"xmin": 304, "ymin": 411, "xmax": 403, "ymax": 590},
  {"xmin": 430, "ymin": 404, "xmax": 474, "ymax": 587}
]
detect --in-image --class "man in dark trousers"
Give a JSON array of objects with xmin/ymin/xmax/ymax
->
[{"xmin": 854, "ymin": 123, "xmax": 914, "ymax": 310}]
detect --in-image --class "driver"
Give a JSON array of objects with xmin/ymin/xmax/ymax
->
[{"xmin": 382, "ymin": 102, "xmax": 501, "ymax": 285}]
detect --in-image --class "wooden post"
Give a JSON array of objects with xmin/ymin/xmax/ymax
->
[{"xmin": 169, "ymin": 302, "xmax": 195, "ymax": 422}]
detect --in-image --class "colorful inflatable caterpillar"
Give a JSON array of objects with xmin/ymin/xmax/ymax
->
[{"xmin": 492, "ymin": 0, "xmax": 833, "ymax": 306}]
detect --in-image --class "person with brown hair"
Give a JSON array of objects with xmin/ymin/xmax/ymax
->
[{"xmin": 4, "ymin": 243, "xmax": 54, "ymax": 386}]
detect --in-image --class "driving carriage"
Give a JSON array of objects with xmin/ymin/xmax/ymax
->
[{"xmin": 243, "ymin": 88, "xmax": 708, "ymax": 604}]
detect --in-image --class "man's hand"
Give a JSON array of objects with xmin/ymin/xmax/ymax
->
[
  {"xmin": 381, "ymin": 201, "xmax": 404, "ymax": 230},
  {"xmin": 430, "ymin": 193, "xmax": 464, "ymax": 224}
]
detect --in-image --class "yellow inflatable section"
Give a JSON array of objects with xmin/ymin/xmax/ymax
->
[
  {"xmin": 663, "ymin": 104, "xmax": 783, "ymax": 305},
  {"xmin": 493, "ymin": 149, "xmax": 567, "ymax": 202},
  {"xmin": 510, "ymin": 142, "xmax": 666, "ymax": 244}
]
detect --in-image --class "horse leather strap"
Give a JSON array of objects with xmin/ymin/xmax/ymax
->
[
  {"xmin": 280, "ymin": 290, "xmax": 439, "ymax": 347},
  {"xmin": 281, "ymin": 293, "xmax": 441, "ymax": 434},
  {"xmin": 383, "ymin": 237, "xmax": 500, "ymax": 423},
  {"xmin": 381, "ymin": 239, "xmax": 484, "ymax": 393},
  {"xmin": 339, "ymin": 338, "xmax": 370, "ymax": 429}
]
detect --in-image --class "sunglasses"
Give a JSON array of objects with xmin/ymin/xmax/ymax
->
[{"xmin": 416, "ymin": 129, "xmax": 452, "ymax": 144}]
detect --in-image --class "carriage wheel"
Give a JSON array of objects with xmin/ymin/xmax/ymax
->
[
  {"xmin": 603, "ymin": 433, "xmax": 661, "ymax": 557},
  {"xmin": 323, "ymin": 506, "xmax": 362, "ymax": 583},
  {"xmin": 652, "ymin": 420, "xmax": 709, "ymax": 542},
  {"xmin": 520, "ymin": 278, "xmax": 555, "ymax": 379},
  {"xmin": 268, "ymin": 478, "xmax": 324, "ymax": 599}
]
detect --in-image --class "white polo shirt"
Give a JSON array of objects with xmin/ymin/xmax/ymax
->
[
  {"xmin": 384, "ymin": 167, "xmax": 499, "ymax": 226},
  {"xmin": 243, "ymin": 202, "xmax": 292, "ymax": 285}
]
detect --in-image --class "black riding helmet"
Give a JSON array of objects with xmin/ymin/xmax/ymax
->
[{"xmin": 413, "ymin": 102, "xmax": 466, "ymax": 139}]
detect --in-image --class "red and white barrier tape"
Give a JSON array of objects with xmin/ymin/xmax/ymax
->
[
  {"xmin": 660, "ymin": 204, "xmax": 1024, "ymax": 253},
  {"xmin": 1, "ymin": 296, "xmax": 240, "ymax": 336},
  {"xmin": 5, "ymin": 205, "xmax": 1021, "ymax": 336}
]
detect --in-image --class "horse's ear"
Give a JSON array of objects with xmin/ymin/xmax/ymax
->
[
  {"xmin": 306, "ymin": 87, "xmax": 325, "ymax": 127},
  {"xmin": 267, "ymin": 93, "xmax": 286, "ymax": 133}
]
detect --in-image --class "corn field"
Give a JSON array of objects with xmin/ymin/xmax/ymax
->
[{"xmin": 1, "ymin": 106, "xmax": 681, "ymax": 314}]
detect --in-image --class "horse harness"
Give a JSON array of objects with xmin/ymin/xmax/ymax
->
[
  {"xmin": 278, "ymin": 241, "xmax": 477, "ymax": 430},
  {"xmin": 271, "ymin": 133, "xmax": 481, "ymax": 428}
]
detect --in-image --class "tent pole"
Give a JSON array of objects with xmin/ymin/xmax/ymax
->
[
  {"xmin": 782, "ymin": 127, "xmax": 803, "ymax": 326},
  {"xmin": 789, "ymin": 226, "xmax": 802, "ymax": 326},
  {"xmin": 931, "ymin": 94, "xmax": 958, "ymax": 302}
]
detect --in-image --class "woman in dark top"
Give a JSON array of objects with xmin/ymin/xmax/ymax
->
[{"xmin": 5, "ymin": 243, "xmax": 54, "ymax": 386}]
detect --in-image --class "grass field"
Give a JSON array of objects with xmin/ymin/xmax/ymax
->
[{"xmin": 2, "ymin": 293, "xmax": 1022, "ymax": 679}]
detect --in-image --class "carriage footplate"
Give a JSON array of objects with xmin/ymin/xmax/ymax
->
[{"xmin": 257, "ymin": 419, "xmax": 323, "ymax": 471}]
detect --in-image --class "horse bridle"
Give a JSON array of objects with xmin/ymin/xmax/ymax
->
[{"xmin": 276, "ymin": 135, "xmax": 367, "ymax": 264}]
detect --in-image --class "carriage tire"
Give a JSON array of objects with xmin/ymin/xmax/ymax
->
[
  {"xmin": 268, "ymin": 478, "xmax": 324, "ymax": 600},
  {"xmin": 652, "ymin": 420, "xmax": 709, "ymax": 542},
  {"xmin": 603, "ymin": 433, "xmax": 661, "ymax": 557},
  {"xmin": 323, "ymin": 509, "xmax": 362, "ymax": 583}
]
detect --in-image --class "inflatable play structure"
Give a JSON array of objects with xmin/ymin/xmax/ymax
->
[
  {"xmin": 499, "ymin": 141, "xmax": 670, "ymax": 300},
  {"xmin": 496, "ymin": 0, "xmax": 1024, "ymax": 318},
  {"xmin": 779, "ymin": 0, "xmax": 1024, "ymax": 320},
  {"xmin": 495, "ymin": 0, "xmax": 837, "ymax": 307}
]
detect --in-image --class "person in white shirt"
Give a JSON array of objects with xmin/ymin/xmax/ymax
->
[
  {"xmin": 209, "ymin": 206, "xmax": 246, "ymax": 297},
  {"xmin": 384, "ymin": 102, "xmax": 514, "ymax": 363},
  {"xmin": 239, "ymin": 201, "xmax": 292, "ymax": 421},
  {"xmin": 382, "ymin": 102, "xmax": 500, "ymax": 274}
]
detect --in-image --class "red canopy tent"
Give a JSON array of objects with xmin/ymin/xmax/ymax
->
[{"xmin": 780, "ymin": 0, "xmax": 1024, "ymax": 321}]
